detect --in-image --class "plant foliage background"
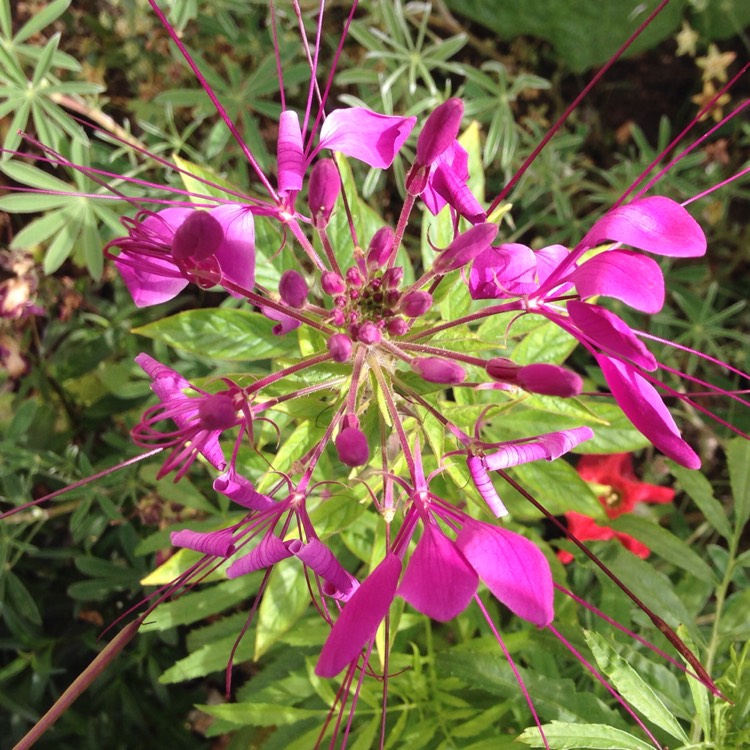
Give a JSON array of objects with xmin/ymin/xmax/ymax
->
[{"xmin": 0, "ymin": 1, "xmax": 749, "ymax": 748}]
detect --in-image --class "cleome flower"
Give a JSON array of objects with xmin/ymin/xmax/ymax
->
[{"xmin": 3, "ymin": 1, "xmax": 747, "ymax": 749}]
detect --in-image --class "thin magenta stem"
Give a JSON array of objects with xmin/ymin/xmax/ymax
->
[
  {"xmin": 0, "ymin": 448, "xmax": 163, "ymax": 520},
  {"xmin": 400, "ymin": 341, "xmax": 488, "ymax": 368},
  {"xmin": 286, "ymin": 218, "xmax": 329, "ymax": 272},
  {"xmin": 147, "ymin": 0, "xmax": 278, "ymax": 201},
  {"xmin": 387, "ymin": 191, "xmax": 418, "ymax": 269},
  {"xmin": 246, "ymin": 352, "xmax": 332, "ymax": 395},
  {"xmin": 487, "ymin": 0, "xmax": 672, "ymax": 215},
  {"xmin": 406, "ymin": 300, "xmax": 525, "ymax": 341}
]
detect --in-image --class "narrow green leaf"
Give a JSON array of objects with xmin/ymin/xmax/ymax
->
[
  {"xmin": 0, "ymin": 0, "xmax": 11, "ymax": 39},
  {"xmin": 517, "ymin": 721, "xmax": 654, "ymax": 749},
  {"xmin": 670, "ymin": 462, "xmax": 732, "ymax": 540},
  {"xmin": 728, "ymin": 438, "xmax": 750, "ymax": 531},
  {"xmin": 0, "ymin": 192, "xmax": 70, "ymax": 212},
  {"xmin": 254, "ymin": 560, "xmax": 310, "ymax": 658},
  {"xmin": 13, "ymin": 0, "xmax": 71, "ymax": 44},
  {"xmin": 173, "ymin": 153, "xmax": 241, "ymax": 201},
  {"xmin": 31, "ymin": 32, "xmax": 60, "ymax": 86},
  {"xmin": 133, "ymin": 308, "xmax": 301, "ymax": 361},
  {"xmin": 609, "ymin": 515, "xmax": 716, "ymax": 584},
  {"xmin": 585, "ymin": 631, "xmax": 689, "ymax": 743},
  {"xmin": 201, "ymin": 701, "xmax": 329, "ymax": 727}
]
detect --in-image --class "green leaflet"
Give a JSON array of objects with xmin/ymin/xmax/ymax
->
[{"xmin": 133, "ymin": 308, "xmax": 302, "ymax": 361}]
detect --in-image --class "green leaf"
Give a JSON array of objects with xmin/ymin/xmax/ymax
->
[
  {"xmin": 512, "ymin": 320, "xmax": 578, "ymax": 365},
  {"xmin": 609, "ymin": 515, "xmax": 716, "ymax": 584},
  {"xmin": 669, "ymin": 462, "xmax": 732, "ymax": 540},
  {"xmin": 31, "ymin": 32, "xmax": 60, "ymax": 87},
  {"xmin": 517, "ymin": 721, "xmax": 655, "ymax": 749},
  {"xmin": 254, "ymin": 560, "xmax": 311, "ymax": 658},
  {"xmin": 584, "ymin": 631, "xmax": 689, "ymax": 743},
  {"xmin": 13, "ymin": 0, "xmax": 71, "ymax": 44},
  {"xmin": 141, "ymin": 577, "xmax": 259, "ymax": 632},
  {"xmin": 201, "ymin": 701, "xmax": 329, "ymax": 727},
  {"xmin": 728, "ymin": 438, "xmax": 750, "ymax": 531},
  {"xmin": 160, "ymin": 628, "xmax": 256, "ymax": 683},
  {"xmin": 512, "ymin": 458, "xmax": 605, "ymax": 519},
  {"xmin": 133, "ymin": 308, "xmax": 301, "ymax": 361},
  {"xmin": 173, "ymin": 153, "xmax": 242, "ymax": 202}
]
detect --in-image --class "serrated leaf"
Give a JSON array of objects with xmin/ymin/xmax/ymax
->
[
  {"xmin": 584, "ymin": 631, "xmax": 689, "ymax": 743},
  {"xmin": 517, "ymin": 721, "xmax": 654, "ymax": 749},
  {"xmin": 201, "ymin": 701, "xmax": 328, "ymax": 727},
  {"xmin": 133, "ymin": 309, "xmax": 301, "ymax": 361}
]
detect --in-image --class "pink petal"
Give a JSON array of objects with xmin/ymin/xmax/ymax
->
[
  {"xmin": 571, "ymin": 249, "xmax": 665, "ymax": 313},
  {"xmin": 483, "ymin": 427, "xmax": 594, "ymax": 471},
  {"xmin": 315, "ymin": 554, "xmax": 402, "ymax": 678},
  {"xmin": 171, "ymin": 527, "xmax": 235, "ymax": 557},
  {"xmin": 260, "ymin": 305, "xmax": 301, "ymax": 336},
  {"xmin": 428, "ymin": 162, "xmax": 486, "ymax": 223},
  {"xmin": 434, "ymin": 223, "xmax": 498, "ymax": 274},
  {"xmin": 421, "ymin": 141, "xmax": 468, "ymax": 215},
  {"xmin": 398, "ymin": 524, "xmax": 478, "ymax": 621},
  {"xmin": 210, "ymin": 204, "xmax": 255, "ymax": 293},
  {"xmin": 469, "ymin": 243, "xmax": 538, "ymax": 299},
  {"xmin": 226, "ymin": 534, "xmax": 292, "ymax": 578},
  {"xmin": 567, "ymin": 300, "xmax": 657, "ymax": 371},
  {"xmin": 135, "ymin": 353, "xmax": 191, "ymax": 403},
  {"xmin": 583, "ymin": 196, "xmax": 706, "ymax": 258},
  {"xmin": 213, "ymin": 472, "xmax": 276, "ymax": 510},
  {"xmin": 595, "ymin": 354, "xmax": 700, "ymax": 469},
  {"xmin": 416, "ymin": 98, "xmax": 464, "ymax": 166},
  {"xmin": 534, "ymin": 244, "xmax": 569, "ymax": 287},
  {"xmin": 288, "ymin": 539, "xmax": 358, "ymax": 601},
  {"xmin": 318, "ymin": 108, "xmax": 416, "ymax": 168},
  {"xmin": 116, "ymin": 258, "xmax": 187, "ymax": 307},
  {"xmin": 456, "ymin": 519, "xmax": 554, "ymax": 627},
  {"xmin": 277, "ymin": 110, "xmax": 305, "ymax": 195}
]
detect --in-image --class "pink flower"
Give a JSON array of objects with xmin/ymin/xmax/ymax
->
[{"xmin": 110, "ymin": 204, "xmax": 256, "ymax": 307}]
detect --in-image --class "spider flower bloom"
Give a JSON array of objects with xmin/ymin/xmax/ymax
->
[
  {"xmin": 110, "ymin": 204, "xmax": 256, "ymax": 307},
  {"xmin": 558, "ymin": 453, "xmax": 676, "ymax": 563},
  {"xmin": 131, "ymin": 353, "xmax": 251, "ymax": 480},
  {"xmin": 469, "ymin": 197, "xmax": 708, "ymax": 468}
]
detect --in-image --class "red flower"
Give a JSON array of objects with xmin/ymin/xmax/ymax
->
[{"xmin": 559, "ymin": 453, "xmax": 675, "ymax": 563}]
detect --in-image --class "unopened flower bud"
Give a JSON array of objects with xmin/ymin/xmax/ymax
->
[
  {"xmin": 399, "ymin": 290, "xmax": 432, "ymax": 318},
  {"xmin": 367, "ymin": 226, "xmax": 395, "ymax": 270},
  {"xmin": 517, "ymin": 363, "xmax": 583, "ymax": 398},
  {"xmin": 330, "ymin": 308, "xmax": 345, "ymax": 326},
  {"xmin": 341, "ymin": 413, "xmax": 360, "ymax": 431},
  {"xmin": 416, "ymin": 98, "xmax": 464, "ymax": 167},
  {"xmin": 327, "ymin": 333, "xmax": 353, "ymax": 362},
  {"xmin": 172, "ymin": 211, "xmax": 223, "ymax": 262},
  {"xmin": 433, "ymin": 223, "xmax": 498, "ymax": 274},
  {"xmin": 198, "ymin": 393, "xmax": 237, "ymax": 430},
  {"xmin": 382, "ymin": 267, "xmax": 404, "ymax": 289},
  {"xmin": 357, "ymin": 321, "xmax": 382, "ymax": 345},
  {"xmin": 387, "ymin": 317, "xmax": 408, "ymax": 336},
  {"xmin": 346, "ymin": 267, "xmax": 364, "ymax": 288},
  {"xmin": 308, "ymin": 158, "xmax": 340, "ymax": 227},
  {"xmin": 321, "ymin": 271, "xmax": 346, "ymax": 295},
  {"xmin": 335, "ymin": 426, "xmax": 370, "ymax": 467},
  {"xmin": 279, "ymin": 269, "xmax": 309, "ymax": 308},
  {"xmin": 412, "ymin": 357, "xmax": 466, "ymax": 385},
  {"xmin": 486, "ymin": 357, "xmax": 521, "ymax": 382}
]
